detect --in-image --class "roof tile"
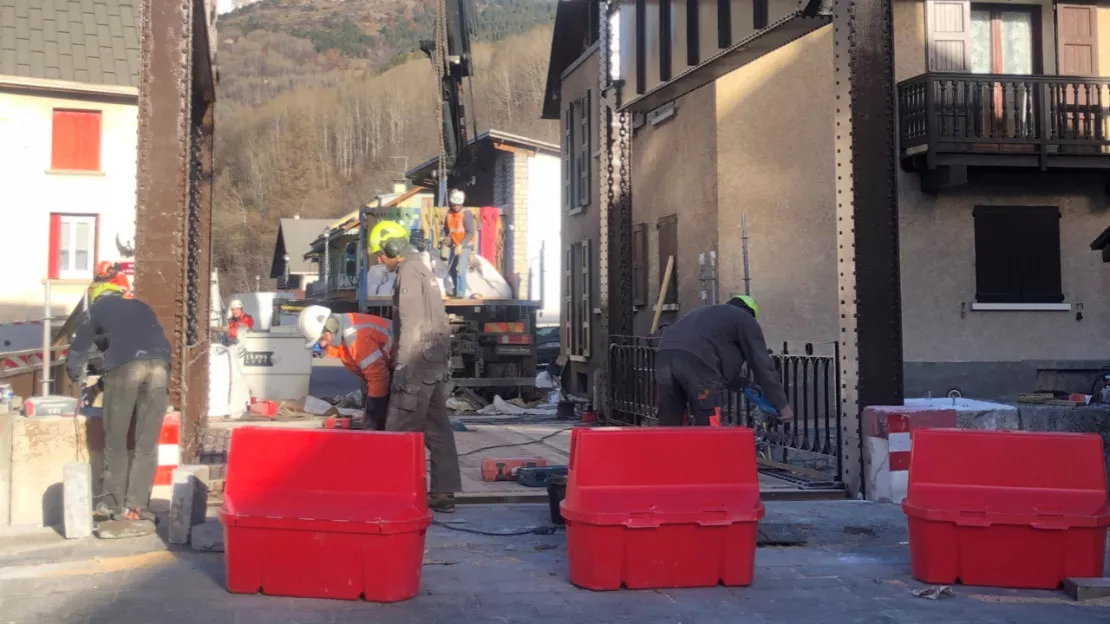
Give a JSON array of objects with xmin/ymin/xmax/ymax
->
[{"xmin": 0, "ymin": 0, "xmax": 140, "ymax": 87}]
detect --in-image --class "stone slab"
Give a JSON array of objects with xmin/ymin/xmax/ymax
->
[
  {"xmin": 189, "ymin": 518, "xmax": 224, "ymax": 552},
  {"xmin": 62, "ymin": 462, "xmax": 92, "ymax": 539},
  {"xmin": 1063, "ymin": 577, "xmax": 1110, "ymax": 601}
]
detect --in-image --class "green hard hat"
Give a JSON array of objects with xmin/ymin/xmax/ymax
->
[{"xmin": 727, "ymin": 294, "xmax": 759, "ymax": 318}]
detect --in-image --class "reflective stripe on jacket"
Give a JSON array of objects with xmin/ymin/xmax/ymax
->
[{"xmin": 331, "ymin": 313, "xmax": 394, "ymax": 398}]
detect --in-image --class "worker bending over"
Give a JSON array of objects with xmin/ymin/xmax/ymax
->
[
  {"xmin": 441, "ymin": 188, "xmax": 476, "ymax": 298},
  {"xmin": 370, "ymin": 220, "xmax": 462, "ymax": 513},
  {"xmin": 66, "ymin": 282, "xmax": 172, "ymax": 526},
  {"xmin": 654, "ymin": 295, "xmax": 794, "ymax": 427},
  {"xmin": 226, "ymin": 299, "xmax": 255, "ymax": 342},
  {"xmin": 298, "ymin": 306, "xmax": 393, "ymax": 430},
  {"xmin": 94, "ymin": 261, "xmax": 133, "ymax": 298}
]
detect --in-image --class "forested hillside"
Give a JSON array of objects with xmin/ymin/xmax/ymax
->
[{"xmin": 212, "ymin": 0, "xmax": 558, "ymax": 292}]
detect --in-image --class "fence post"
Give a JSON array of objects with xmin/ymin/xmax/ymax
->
[{"xmin": 41, "ymin": 279, "xmax": 52, "ymax": 397}]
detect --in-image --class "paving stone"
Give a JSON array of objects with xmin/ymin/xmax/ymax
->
[{"xmin": 1064, "ymin": 577, "xmax": 1110, "ymax": 601}]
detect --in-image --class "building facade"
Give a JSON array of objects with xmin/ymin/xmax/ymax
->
[
  {"xmin": 0, "ymin": 0, "xmax": 143, "ymax": 321},
  {"xmin": 546, "ymin": 0, "xmax": 1110, "ymax": 401}
]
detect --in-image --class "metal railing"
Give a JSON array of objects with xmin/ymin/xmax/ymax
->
[
  {"xmin": 608, "ymin": 335, "xmax": 843, "ymax": 481},
  {"xmin": 898, "ymin": 73, "xmax": 1110, "ymax": 161},
  {"xmin": 0, "ymin": 345, "xmax": 79, "ymax": 402}
]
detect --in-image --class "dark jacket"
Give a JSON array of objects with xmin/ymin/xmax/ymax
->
[
  {"xmin": 656, "ymin": 304, "xmax": 789, "ymax": 410},
  {"xmin": 66, "ymin": 293, "xmax": 172, "ymax": 382},
  {"xmin": 391, "ymin": 248, "xmax": 450, "ymax": 386}
]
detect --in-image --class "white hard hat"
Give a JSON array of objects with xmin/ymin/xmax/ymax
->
[
  {"xmin": 449, "ymin": 189, "xmax": 465, "ymax": 205},
  {"xmin": 297, "ymin": 305, "xmax": 332, "ymax": 348},
  {"xmin": 229, "ymin": 299, "xmax": 244, "ymax": 309}
]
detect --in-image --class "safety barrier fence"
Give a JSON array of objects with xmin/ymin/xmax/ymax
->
[{"xmin": 608, "ymin": 335, "xmax": 843, "ymax": 482}]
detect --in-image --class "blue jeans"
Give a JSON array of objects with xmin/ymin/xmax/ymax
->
[{"xmin": 449, "ymin": 245, "xmax": 471, "ymax": 297}]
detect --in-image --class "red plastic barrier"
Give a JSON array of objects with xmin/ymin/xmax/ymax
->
[
  {"xmin": 561, "ymin": 427, "xmax": 764, "ymax": 591},
  {"xmin": 220, "ymin": 428, "xmax": 431, "ymax": 602},
  {"xmin": 903, "ymin": 428, "xmax": 1110, "ymax": 590}
]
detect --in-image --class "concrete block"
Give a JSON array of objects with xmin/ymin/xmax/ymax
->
[
  {"xmin": 8, "ymin": 415, "xmax": 100, "ymax": 527},
  {"xmin": 168, "ymin": 465, "xmax": 210, "ymax": 545},
  {"xmin": 1063, "ymin": 577, "xmax": 1110, "ymax": 601},
  {"xmin": 62, "ymin": 462, "xmax": 93, "ymax": 539},
  {"xmin": 190, "ymin": 518, "xmax": 224, "ymax": 552}
]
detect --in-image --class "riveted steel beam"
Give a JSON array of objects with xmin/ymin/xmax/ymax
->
[
  {"xmin": 136, "ymin": 0, "xmax": 216, "ymax": 462},
  {"xmin": 832, "ymin": 0, "xmax": 904, "ymax": 496}
]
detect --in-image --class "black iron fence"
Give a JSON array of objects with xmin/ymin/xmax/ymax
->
[{"xmin": 608, "ymin": 335, "xmax": 843, "ymax": 481}]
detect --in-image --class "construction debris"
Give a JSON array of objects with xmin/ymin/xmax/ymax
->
[{"xmin": 911, "ymin": 585, "xmax": 953, "ymax": 600}]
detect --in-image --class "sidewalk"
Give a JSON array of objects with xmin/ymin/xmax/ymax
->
[{"xmin": 1, "ymin": 501, "xmax": 1108, "ymax": 623}]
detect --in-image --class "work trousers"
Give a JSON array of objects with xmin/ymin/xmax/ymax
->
[
  {"xmin": 654, "ymin": 350, "xmax": 726, "ymax": 427},
  {"xmin": 385, "ymin": 379, "xmax": 462, "ymax": 493},
  {"xmin": 101, "ymin": 358, "xmax": 170, "ymax": 511},
  {"xmin": 448, "ymin": 245, "xmax": 472, "ymax": 297}
]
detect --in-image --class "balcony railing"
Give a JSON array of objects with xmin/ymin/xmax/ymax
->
[{"xmin": 898, "ymin": 73, "xmax": 1110, "ymax": 169}]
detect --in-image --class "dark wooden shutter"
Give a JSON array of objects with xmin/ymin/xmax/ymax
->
[
  {"xmin": 657, "ymin": 215, "xmax": 678, "ymax": 305},
  {"xmin": 563, "ymin": 105, "xmax": 574, "ymax": 211},
  {"xmin": 578, "ymin": 91, "xmax": 590, "ymax": 208},
  {"xmin": 754, "ymin": 0, "xmax": 769, "ymax": 30},
  {"xmin": 660, "ymin": 0, "xmax": 672, "ymax": 81},
  {"xmin": 686, "ymin": 0, "xmax": 699, "ymax": 66},
  {"xmin": 563, "ymin": 246, "xmax": 573, "ymax": 353},
  {"xmin": 973, "ymin": 206, "xmax": 1063, "ymax": 304},
  {"xmin": 580, "ymin": 239, "xmax": 592, "ymax": 358},
  {"xmin": 632, "ymin": 223, "xmax": 647, "ymax": 307},
  {"xmin": 926, "ymin": 0, "xmax": 971, "ymax": 72},
  {"xmin": 1058, "ymin": 5, "xmax": 1099, "ymax": 76}
]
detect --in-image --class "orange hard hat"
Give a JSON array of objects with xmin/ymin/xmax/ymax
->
[{"xmin": 95, "ymin": 260, "xmax": 119, "ymax": 280}]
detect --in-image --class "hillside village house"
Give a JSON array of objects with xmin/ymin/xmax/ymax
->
[
  {"xmin": 0, "ymin": 0, "xmax": 141, "ymax": 322},
  {"xmin": 546, "ymin": 0, "xmax": 1110, "ymax": 400}
]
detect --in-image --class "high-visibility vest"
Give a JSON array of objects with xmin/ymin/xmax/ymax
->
[
  {"xmin": 446, "ymin": 210, "xmax": 467, "ymax": 246},
  {"xmin": 331, "ymin": 313, "xmax": 394, "ymax": 398}
]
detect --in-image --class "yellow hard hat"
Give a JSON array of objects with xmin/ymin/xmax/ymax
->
[
  {"xmin": 367, "ymin": 220, "xmax": 409, "ymax": 256},
  {"xmin": 89, "ymin": 282, "xmax": 124, "ymax": 304},
  {"xmin": 728, "ymin": 294, "xmax": 759, "ymax": 318}
]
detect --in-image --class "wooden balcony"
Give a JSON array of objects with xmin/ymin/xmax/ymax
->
[{"xmin": 898, "ymin": 73, "xmax": 1110, "ymax": 174}]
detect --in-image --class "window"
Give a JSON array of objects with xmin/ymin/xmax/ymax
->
[
  {"xmin": 563, "ymin": 240, "xmax": 593, "ymax": 358},
  {"xmin": 657, "ymin": 215, "xmax": 678, "ymax": 305},
  {"xmin": 563, "ymin": 104, "xmax": 575, "ymax": 212},
  {"xmin": 49, "ymin": 214, "xmax": 97, "ymax": 280},
  {"xmin": 718, "ymin": 0, "xmax": 732, "ymax": 49},
  {"xmin": 659, "ymin": 0, "xmax": 672, "ymax": 81},
  {"xmin": 632, "ymin": 223, "xmax": 648, "ymax": 307},
  {"xmin": 925, "ymin": 1, "xmax": 1039, "ymax": 73},
  {"xmin": 754, "ymin": 0, "xmax": 769, "ymax": 30},
  {"xmin": 686, "ymin": 0, "xmax": 699, "ymax": 66},
  {"xmin": 577, "ymin": 91, "xmax": 591, "ymax": 209},
  {"xmin": 973, "ymin": 206, "xmax": 1062, "ymax": 304},
  {"xmin": 609, "ymin": 9, "xmax": 622, "ymax": 83},
  {"xmin": 51, "ymin": 110, "xmax": 102, "ymax": 171}
]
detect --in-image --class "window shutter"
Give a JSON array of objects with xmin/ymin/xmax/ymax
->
[
  {"xmin": 658, "ymin": 215, "xmax": 678, "ymax": 305},
  {"xmin": 581, "ymin": 239, "xmax": 592, "ymax": 358},
  {"xmin": 563, "ymin": 105, "xmax": 574, "ymax": 211},
  {"xmin": 564, "ymin": 246, "xmax": 574, "ymax": 354},
  {"xmin": 926, "ymin": 0, "xmax": 971, "ymax": 72},
  {"xmin": 973, "ymin": 207, "xmax": 1016, "ymax": 303},
  {"xmin": 1058, "ymin": 5, "xmax": 1099, "ymax": 76},
  {"xmin": 51, "ymin": 110, "xmax": 101, "ymax": 171},
  {"xmin": 1019, "ymin": 208, "xmax": 1063, "ymax": 303},
  {"xmin": 48, "ymin": 213, "xmax": 61, "ymax": 280},
  {"xmin": 578, "ymin": 91, "xmax": 591, "ymax": 208},
  {"xmin": 753, "ymin": 0, "xmax": 769, "ymax": 30},
  {"xmin": 632, "ymin": 223, "xmax": 647, "ymax": 307}
]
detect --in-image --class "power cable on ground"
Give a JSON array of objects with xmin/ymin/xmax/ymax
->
[
  {"xmin": 457, "ymin": 426, "xmax": 577, "ymax": 457},
  {"xmin": 432, "ymin": 520, "xmax": 558, "ymax": 536}
]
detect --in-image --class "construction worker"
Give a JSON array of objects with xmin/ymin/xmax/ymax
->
[
  {"xmin": 441, "ymin": 188, "xmax": 476, "ymax": 298},
  {"xmin": 226, "ymin": 299, "xmax": 255, "ymax": 342},
  {"xmin": 297, "ymin": 305, "xmax": 393, "ymax": 430},
  {"xmin": 369, "ymin": 220, "xmax": 462, "ymax": 512},
  {"xmin": 653, "ymin": 295, "xmax": 795, "ymax": 427},
  {"xmin": 94, "ymin": 260, "xmax": 133, "ymax": 298},
  {"xmin": 65, "ymin": 282, "xmax": 172, "ymax": 527}
]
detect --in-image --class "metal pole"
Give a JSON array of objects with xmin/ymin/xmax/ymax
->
[
  {"xmin": 41, "ymin": 279, "xmax": 51, "ymax": 396},
  {"xmin": 539, "ymin": 240, "xmax": 546, "ymax": 309},
  {"xmin": 741, "ymin": 214, "xmax": 751, "ymax": 295},
  {"xmin": 322, "ymin": 227, "xmax": 330, "ymax": 294}
]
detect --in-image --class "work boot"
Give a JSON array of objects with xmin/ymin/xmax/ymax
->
[{"xmin": 428, "ymin": 492, "xmax": 456, "ymax": 514}]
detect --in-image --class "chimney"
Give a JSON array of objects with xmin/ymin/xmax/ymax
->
[{"xmin": 392, "ymin": 182, "xmax": 407, "ymax": 195}]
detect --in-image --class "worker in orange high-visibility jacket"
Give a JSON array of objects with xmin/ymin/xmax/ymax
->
[
  {"xmin": 95, "ymin": 261, "xmax": 133, "ymax": 299},
  {"xmin": 298, "ymin": 306, "xmax": 394, "ymax": 430}
]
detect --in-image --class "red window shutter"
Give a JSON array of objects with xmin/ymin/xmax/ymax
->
[
  {"xmin": 48, "ymin": 214, "xmax": 61, "ymax": 279},
  {"xmin": 51, "ymin": 110, "xmax": 102, "ymax": 171}
]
